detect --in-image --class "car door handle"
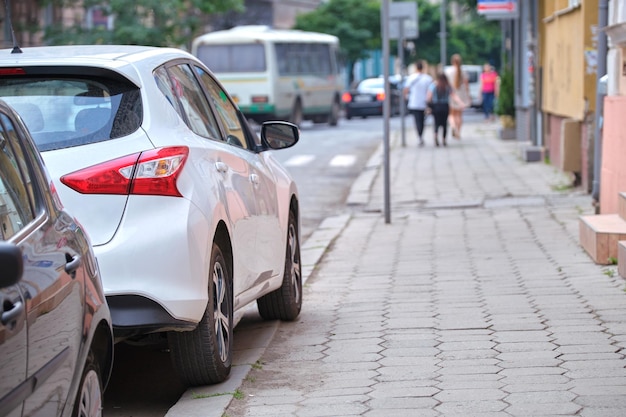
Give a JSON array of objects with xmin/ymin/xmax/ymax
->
[
  {"xmin": 249, "ymin": 174, "xmax": 259, "ymax": 185},
  {"xmin": 65, "ymin": 254, "xmax": 81, "ymax": 278},
  {"xmin": 1, "ymin": 300, "xmax": 24, "ymax": 327},
  {"xmin": 215, "ymin": 161, "xmax": 228, "ymax": 173}
]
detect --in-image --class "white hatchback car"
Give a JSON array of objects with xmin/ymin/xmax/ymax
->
[{"xmin": 0, "ymin": 45, "xmax": 302, "ymax": 386}]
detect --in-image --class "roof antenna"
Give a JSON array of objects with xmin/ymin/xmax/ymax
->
[{"xmin": 5, "ymin": 0, "xmax": 22, "ymax": 54}]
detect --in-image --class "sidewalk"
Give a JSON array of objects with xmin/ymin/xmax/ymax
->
[{"xmin": 226, "ymin": 119, "xmax": 626, "ymax": 416}]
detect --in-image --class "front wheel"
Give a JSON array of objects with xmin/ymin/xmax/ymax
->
[
  {"xmin": 72, "ymin": 351, "xmax": 103, "ymax": 417},
  {"xmin": 257, "ymin": 210, "xmax": 302, "ymax": 321},
  {"xmin": 168, "ymin": 243, "xmax": 233, "ymax": 386}
]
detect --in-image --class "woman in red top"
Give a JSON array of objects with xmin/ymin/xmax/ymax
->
[{"xmin": 480, "ymin": 63, "xmax": 499, "ymax": 121}]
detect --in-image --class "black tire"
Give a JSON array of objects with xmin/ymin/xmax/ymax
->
[
  {"xmin": 289, "ymin": 100, "xmax": 303, "ymax": 126},
  {"xmin": 168, "ymin": 243, "xmax": 233, "ymax": 386},
  {"xmin": 328, "ymin": 99, "xmax": 340, "ymax": 126},
  {"xmin": 72, "ymin": 351, "xmax": 103, "ymax": 417},
  {"xmin": 257, "ymin": 210, "xmax": 302, "ymax": 321}
]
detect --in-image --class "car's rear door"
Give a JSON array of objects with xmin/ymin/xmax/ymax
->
[
  {"xmin": 154, "ymin": 62, "xmax": 264, "ymax": 298},
  {"xmin": 0, "ymin": 109, "xmax": 84, "ymax": 416},
  {"xmin": 195, "ymin": 66, "xmax": 284, "ymax": 299}
]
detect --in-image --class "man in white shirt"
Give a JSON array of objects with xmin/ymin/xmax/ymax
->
[{"xmin": 404, "ymin": 60, "xmax": 433, "ymax": 146}]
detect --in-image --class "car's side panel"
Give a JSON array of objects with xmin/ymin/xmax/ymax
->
[
  {"xmin": 21, "ymin": 218, "xmax": 85, "ymax": 417},
  {"xmin": 0, "ymin": 281, "xmax": 27, "ymax": 417}
]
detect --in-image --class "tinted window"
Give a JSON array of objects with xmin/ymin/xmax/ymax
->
[
  {"xmin": 196, "ymin": 44, "xmax": 266, "ymax": 73},
  {"xmin": 195, "ymin": 66, "xmax": 248, "ymax": 149},
  {"xmin": 163, "ymin": 64, "xmax": 222, "ymax": 140},
  {"xmin": 0, "ymin": 78, "xmax": 142, "ymax": 152},
  {"xmin": 275, "ymin": 43, "xmax": 333, "ymax": 76},
  {"xmin": 0, "ymin": 114, "xmax": 34, "ymax": 239},
  {"xmin": 358, "ymin": 79, "xmax": 384, "ymax": 90}
]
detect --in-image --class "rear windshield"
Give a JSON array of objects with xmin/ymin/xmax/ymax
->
[
  {"xmin": 195, "ymin": 44, "xmax": 266, "ymax": 73},
  {"xmin": 0, "ymin": 77, "xmax": 142, "ymax": 151}
]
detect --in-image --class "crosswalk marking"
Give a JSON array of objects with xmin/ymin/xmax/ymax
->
[
  {"xmin": 329, "ymin": 154, "xmax": 357, "ymax": 167},
  {"xmin": 282, "ymin": 154, "xmax": 357, "ymax": 168}
]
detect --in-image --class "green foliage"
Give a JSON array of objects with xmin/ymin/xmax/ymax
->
[
  {"xmin": 294, "ymin": 0, "xmax": 381, "ymax": 65},
  {"xmin": 406, "ymin": 1, "xmax": 441, "ymax": 65},
  {"xmin": 448, "ymin": 19, "xmax": 501, "ymax": 68},
  {"xmin": 496, "ymin": 65, "xmax": 515, "ymax": 117},
  {"xmin": 43, "ymin": 0, "xmax": 244, "ymax": 47}
]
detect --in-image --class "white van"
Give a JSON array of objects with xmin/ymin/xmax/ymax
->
[{"xmin": 445, "ymin": 64, "xmax": 483, "ymax": 109}]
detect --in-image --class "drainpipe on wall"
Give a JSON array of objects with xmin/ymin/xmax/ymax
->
[{"xmin": 591, "ymin": 0, "xmax": 609, "ymax": 210}]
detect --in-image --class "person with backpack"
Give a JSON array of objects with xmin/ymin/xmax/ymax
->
[
  {"xmin": 426, "ymin": 73, "xmax": 467, "ymax": 147},
  {"xmin": 404, "ymin": 60, "xmax": 433, "ymax": 147}
]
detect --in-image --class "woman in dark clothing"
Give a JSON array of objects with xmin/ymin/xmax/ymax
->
[{"xmin": 426, "ymin": 73, "xmax": 467, "ymax": 147}]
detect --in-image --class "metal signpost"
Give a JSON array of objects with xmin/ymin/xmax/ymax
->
[
  {"xmin": 381, "ymin": 1, "xmax": 417, "ymax": 224},
  {"xmin": 381, "ymin": 0, "xmax": 391, "ymax": 224},
  {"xmin": 390, "ymin": 2, "xmax": 418, "ymax": 148}
]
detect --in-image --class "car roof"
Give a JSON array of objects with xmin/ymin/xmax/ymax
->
[{"xmin": 0, "ymin": 45, "xmax": 200, "ymax": 86}]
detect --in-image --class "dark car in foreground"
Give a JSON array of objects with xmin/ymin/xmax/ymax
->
[
  {"xmin": 342, "ymin": 77, "xmax": 402, "ymax": 119},
  {"xmin": 0, "ymin": 99, "xmax": 114, "ymax": 417}
]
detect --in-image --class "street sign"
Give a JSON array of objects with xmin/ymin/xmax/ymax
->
[
  {"xmin": 477, "ymin": 0, "xmax": 519, "ymax": 20},
  {"xmin": 389, "ymin": 2, "xmax": 418, "ymax": 39}
]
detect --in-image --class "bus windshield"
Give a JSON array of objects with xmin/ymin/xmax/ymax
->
[{"xmin": 195, "ymin": 44, "xmax": 266, "ymax": 73}]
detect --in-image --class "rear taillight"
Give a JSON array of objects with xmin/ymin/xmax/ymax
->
[
  {"xmin": 342, "ymin": 92, "xmax": 352, "ymax": 103},
  {"xmin": 60, "ymin": 147, "xmax": 189, "ymax": 197},
  {"xmin": 251, "ymin": 95, "xmax": 269, "ymax": 103},
  {"xmin": 0, "ymin": 68, "xmax": 26, "ymax": 76},
  {"xmin": 376, "ymin": 92, "xmax": 385, "ymax": 101}
]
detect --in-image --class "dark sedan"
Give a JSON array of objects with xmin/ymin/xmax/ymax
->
[
  {"xmin": 342, "ymin": 77, "xmax": 402, "ymax": 119},
  {"xmin": 0, "ymin": 99, "xmax": 114, "ymax": 417}
]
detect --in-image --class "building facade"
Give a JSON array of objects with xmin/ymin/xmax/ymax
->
[
  {"xmin": 538, "ymin": 1, "xmax": 598, "ymax": 193},
  {"xmin": 601, "ymin": 1, "xmax": 626, "ymax": 214}
]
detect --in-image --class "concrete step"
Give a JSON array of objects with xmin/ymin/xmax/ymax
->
[
  {"xmin": 620, "ymin": 192, "xmax": 626, "ymax": 222},
  {"xmin": 617, "ymin": 240, "xmax": 626, "ymax": 278},
  {"xmin": 579, "ymin": 214, "xmax": 626, "ymax": 265}
]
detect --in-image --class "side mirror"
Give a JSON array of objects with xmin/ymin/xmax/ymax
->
[
  {"xmin": 261, "ymin": 121, "xmax": 299, "ymax": 150},
  {"xmin": 0, "ymin": 242, "xmax": 23, "ymax": 288}
]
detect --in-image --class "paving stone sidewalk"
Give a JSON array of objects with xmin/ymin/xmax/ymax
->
[{"xmin": 223, "ymin": 120, "xmax": 626, "ymax": 417}]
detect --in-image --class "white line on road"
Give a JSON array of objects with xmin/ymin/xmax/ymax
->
[{"xmin": 329, "ymin": 154, "xmax": 357, "ymax": 167}]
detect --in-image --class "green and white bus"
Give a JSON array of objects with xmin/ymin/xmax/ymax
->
[{"xmin": 192, "ymin": 25, "xmax": 345, "ymax": 126}]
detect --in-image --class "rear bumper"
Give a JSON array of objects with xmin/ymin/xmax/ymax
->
[
  {"xmin": 94, "ymin": 196, "xmax": 212, "ymax": 333},
  {"xmin": 345, "ymin": 102, "xmax": 383, "ymax": 117},
  {"xmin": 107, "ymin": 295, "xmax": 197, "ymax": 340}
]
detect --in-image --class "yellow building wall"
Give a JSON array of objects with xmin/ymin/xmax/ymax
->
[{"xmin": 540, "ymin": 3, "xmax": 598, "ymax": 120}]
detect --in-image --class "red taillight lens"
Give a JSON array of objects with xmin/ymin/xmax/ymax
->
[
  {"xmin": 60, "ymin": 146, "xmax": 189, "ymax": 197},
  {"xmin": 376, "ymin": 92, "xmax": 386, "ymax": 101},
  {"xmin": 0, "ymin": 68, "xmax": 26, "ymax": 76},
  {"xmin": 342, "ymin": 92, "xmax": 352, "ymax": 103},
  {"xmin": 251, "ymin": 95, "xmax": 269, "ymax": 103}
]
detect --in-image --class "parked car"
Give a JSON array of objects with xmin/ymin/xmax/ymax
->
[
  {"xmin": 342, "ymin": 77, "xmax": 402, "ymax": 119},
  {"xmin": 0, "ymin": 45, "xmax": 301, "ymax": 387},
  {"xmin": 0, "ymin": 99, "xmax": 114, "ymax": 416}
]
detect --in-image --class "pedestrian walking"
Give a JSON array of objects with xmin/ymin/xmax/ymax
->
[
  {"xmin": 403, "ymin": 60, "xmax": 433, "ymax": 147},
  {"xmin": 445, "ymin": 53, "xmax": 470, "ymax": 139},
  {"xmin": 480, "ymin": 62, "xmax": 499, "ymax": 121},
  {"xmin": 426, "ymin": 73, "xmax": 467, "ymax": 147}
]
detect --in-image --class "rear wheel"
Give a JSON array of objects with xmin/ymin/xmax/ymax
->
[
  {"xmin": 328, "ymin": 99, "xmax": 340, "ymax": 126},
  {"xmin": 289, "ymin": 100, "xmax": 303, "ymax": 126},
  {"xmin": 72, "ymin": 351, "xmax": 103, "ymax": 417},
  {"xmin": 257, "ymin": 210, "xmax": 302, "ymax": 321},
  {"xmin": 168, "ymin": 243, "xmax": 233, "ymax": 386}
]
